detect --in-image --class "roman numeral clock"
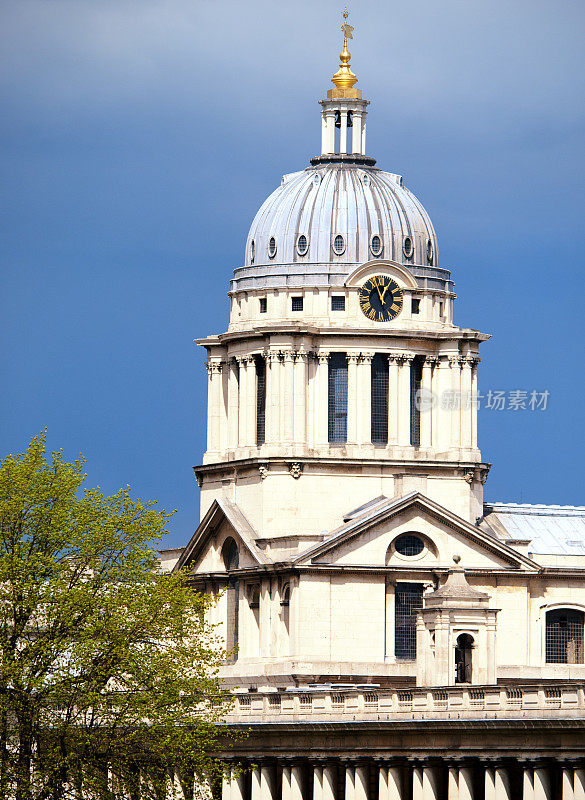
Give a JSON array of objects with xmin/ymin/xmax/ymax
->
[{"xmin": 359, "ymin": 275, "xmax": 404, "ymax": 321}]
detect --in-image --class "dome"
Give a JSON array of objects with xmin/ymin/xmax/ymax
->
[{"xmin": 232, "ymin": 159, "xmax": 450, "ymax": 293}]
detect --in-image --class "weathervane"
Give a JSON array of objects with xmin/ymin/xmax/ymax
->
[{"xmin": 331, "ymin": 6, "xmax": 359, "ymax": 94}]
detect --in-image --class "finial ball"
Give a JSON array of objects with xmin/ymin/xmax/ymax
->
[{"xmin": 453, "ymin": 554, "xmax": 461, "ymax": 564}]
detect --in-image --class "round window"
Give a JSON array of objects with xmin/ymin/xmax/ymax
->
[
  {"xmin": 333, "ymin": 234, "xmax": 345, "ymax": 255},
  {"xmin": 403, "ymin": 236, "xmax": 413, "ymax": 259},
  {"xmin": 268, "ymin": 237, "xmax": 277, "ymax": 258},
  {"xmin": 250, "ymin": 239, "xmax": 255, "ymax": 264},
  {"xmin": 370, "ymin": 234, "xmax": 382, "ymax": 257},
  {"xmin": 427, "ymin": 238, "xmax": 433, "ymax": 265},
  {"xmin": 297, "ymin": 234, "xmax": 308, "ymax": 256},
  {"xmin": 394, "ymin": 534, "xmax": 424, "ymax": 556}
]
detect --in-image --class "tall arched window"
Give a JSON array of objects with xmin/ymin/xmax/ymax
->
[
  {"xmin": 395, "ymin": 582, "xmax": 423, "ymax": 660},
  {"xmin": 455, "ymin": 633, "xmax": 474, "ymax": 683},
  {"xmin": 221, "ymin": 539, "xmax": 239, "ymax": 663},
  {"xmin": 546, "ymin": 609, "xmax": 584, "ymax": 664},
  {"xmin": 371, "ymin": 353, "xmax": 389, "ymax": 445},
  {"xmin": 410, "ymin": 355, "xmax": 424, "ymax": 446},
  {"xmin": 255, "ymin": 356, "xmax": 266, "ymax": 446},
  {"xmin": 328, "ymin": 353, "xmax": 348, "ymax": 443}
]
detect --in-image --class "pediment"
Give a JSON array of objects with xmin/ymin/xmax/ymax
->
[
  {"xmin": 174, "ymin": 496, "xmax": 268, "ymax": 574},
  {"xmin": 293, "ymin": 493, "xmax": 539, "ymax": 572}
]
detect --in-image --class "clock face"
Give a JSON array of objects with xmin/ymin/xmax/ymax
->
[{"xmin": 359, "ymin": 275, "xmax": 404, "ymax": 322}]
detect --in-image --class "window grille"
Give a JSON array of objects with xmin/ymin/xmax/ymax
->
[
  {"xmin": 331, "ymin": 295, "xmax": 345, "ymax": 311},
  {"xmin": 410, "ymin": 356, "xmax": 424, "ymax": 446},
  {"xmin": 394, "ymin": 534, "xmax": 424, "ymax": 557},
  {"xmin": 297, "ymin": 234, "xmax": 308, "ymax": 256},
  {"xmin": 403, "ymin": 236, "xmax": 413, "ymax": 258},
  {"xmin": 291, "ymin": 296, "xmax": 303, "ymax": 311},
  {"xmin": 333, "ymin": 234, "xmax": 345, "ymax": 255},
  {"xmin": 546, "ymin": 609, "xmax": 584, "ymax": 664},
  {"xmin": 371, "ymin": 353, "xmax": 388, "ymax": 445},
  {"xmin": 370, "ymin": 234, "xmax": 382, "ymax": 256},
  {"xmin": 395, "ymin": 583, "xmax": 423, "ymax": 660},
  {"xmin": 328, "ymin": 353, "xmax": 348, "ymax": 443},
  {"xmin": 268, "ymin": 237, "xmax": 277, "ymax": 258},
  {"xmin": 259, "ymin": 297, "xmax": 267, "ymax": 313},
  {"xmin": 255, "ymin": 357, "xmax": 266, "ymax": 446},
  {"xmin": 411, "ymin": 298, "xmax": 421, "ymax": 315}
]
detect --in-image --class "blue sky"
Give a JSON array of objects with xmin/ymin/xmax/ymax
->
[{"xmin": 1, "ymin": 0, "xmax": 584, "ymax": 548}]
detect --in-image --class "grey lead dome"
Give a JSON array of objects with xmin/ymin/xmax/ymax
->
[{"xmin": 233, "ymin": 160, "xmax": 451, "ymax": 293}]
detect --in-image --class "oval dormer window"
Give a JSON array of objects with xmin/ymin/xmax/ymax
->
[
  {"xmin": 250, "ymin": 239, "xmax": 255, "ymax": 264},
  {"xmin": 403, "ymin": 236, "xmax": 413, "ymax": 259},
  {"xmin": 333, "ymin": 234, "xmax": 345, "ymax": 255},
  {"xmin": 297, "ymin": 234, "xmax": 308, "ymax": 256},
  {"xmin": 370, "ymin": 234, "xmax": 383, "ymax": 257},
  {"xmin": 394, "ymin": 534, "xmax": 424, "ymax": 556},
  {"xmin": 427, "ymin": 238, "xmax": 434, "ymax": 265},
  {"xmin": 268, "ymin": 237, "xmax": 277, "ymax": 258}
]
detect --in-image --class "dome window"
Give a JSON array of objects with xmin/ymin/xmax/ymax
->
[
  {"xmin": 268, "ymin": 237, "xmax": 277, "ymax": 259},
  {"xmin": 333, "ymin": 234, "xmax": 346, "ymax": 255},
  {"xmin": 250, "ymin": 240, "xmax": 255, "ymax": 264},
  {"xmin": 394, "ymin": 534, "xmax": 424, "ymax": 557},
  {"xmin": 297, "ymin": 234, "xmax": 309, "ymax": 256},
  {"xmin": 403, "ymin": 236, "xmax": 413, "ymax": 259},
  {"xmin": 370, "ymin": 234, "xmax": 383, "ymax": 257},
  {"xmin": 427, "ymin": 239, "xmax": 434, "ymax": 265}
]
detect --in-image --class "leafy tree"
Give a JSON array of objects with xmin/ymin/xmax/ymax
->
[{"xmin": 0, "ymin": 433, "xmax": 232, "ymax": 800}]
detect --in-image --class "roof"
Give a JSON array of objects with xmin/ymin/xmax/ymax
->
[{"xmin": 483, "ymin": 502, "xmax": 585, "ymax": 555}]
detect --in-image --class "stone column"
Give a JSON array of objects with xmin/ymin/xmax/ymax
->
[
  {"xmin": 458, "ymin": 766, "xmax": 474, "ymax": 800},
  {"xmin": 291, "ymin": 764, "xmax": 304, "ymax": 800},
  {"xmin": 323, "ymin": 764, "xmax": 337, "ymax": 800},
  {"xmin": 412, "ymin": 766, "xmax": 424, "ymax": 800},
  {"xmin": 236, "ymin": 357, "xmax": 248, "ymax": 448},
  {"xmin": 355, "ymin": 765, "xmax": 368, "ymax": 800},
  {"xmin": 422, "ymin": 765, "xmax": 440, "ymax": 800},
  {"xmin": 460, "ymin": 358, "xmax": 473, "ymax": 450},
  {"xmin": 388, "ymin": 765, "xmax": 402, "ymax": 800},
  {"xmin": 206, "ymin": 361, "xmax": 222, "ymax": 454},
  {"xmin": 495, "ymin": 767, "xmax": 511, "ymax": 799},
  {"xmin": 471, "ymin": 357, "xmax": 479, "ymax": 449},
  {"xmin": 447, "ymin": 766, "xmax": 458, "ymax": 800},
  {"xmin": 379, "ymin": 765, "xmax": 388, "ymax": 800},
  {"xmin": 259, "ymin": 578, "xmax": 271, "ymax": 657},
  {"xmin": 228, "ymin": 358, "xmax": 239, "ymax": 449},
  {"xmin": 522, "ymin": 765, "xmax": 534, "ymax": 800},
  {"xmin": 352, "ymin": 111, "xmax": 363, "ymax": 153},
  {"xmin": 534, "ymin": 767, "xmax": 551, "ymax": 800},
  {"xmin": 225, "ymin": 766, "xmax": 245, "ymax": 800},
  {"xmin": 313, "ymin": 765, "xmax": 323, "ymax": 800},
  {"xmin": 282, "ymin": 765, "xmax": 292, "ymax": 800},
  {"xmin": 357, "ymin": 352, "xmax": 373, "ymax": 444},
  {"xmin": 261, "ymin": 764, "xmax": 275, "ymax": 800},
  {"xmin": 397, "ymin": 355, "xmax": 413, "ymax": 447},
  {"xmin": 450, "ymin": 357, "xmax": 462, "ymax": 449},
  {"xmin": 266, "ymin": 352, "xmax": 281, "ymax": 445},
  {"xmin": 361, "ymin": 116, "xmax": 366, "ymax": 153},
  {"xmin": 326, "ymin": 111, "xmax": 336, "ymax": 153},
  {"xmin": 388, "ymin": 355, "xmax": 399, "ymax": 445},
  {"xmin": 315, "ymin": 352, "xmax": 330, "ymax": 445},
  {"xmin": 347, "ymin": 353, "xmax": 359, "ymax": 444},
  {"xmin": 574, "ymin": 768, "xmax": 585, "ymax": 800},
  {"xmin": 340, "ymin": 108, "xmax": 348, "ymax": 154},
  {"xmin": 321, "ymin": 112, "xmax": 329, "ymax": 154},
  {"xmin": 252, "ymin": 766, "xmax": 262, "ymax": 800},
  {"xmin": 345, "ymin": 765, "xmax": 355, "ymax": 800},
  {"xmin": 437, "ymin": 356, "xmax": 451, "ymax": 451},
  {"xmin": 283, "ymin": 350, "xmax": 295, "ymax": 444},
  {"xmin": 562, "ymin": 767, "xmax": 574, "ymax": 800},
  {"xmin": 420, "ymin": 357, "xmax": 435, "ymax": 448},
  {"xmin": 293, "ymin": 350, "xmax": 308, "ymax": 446}
]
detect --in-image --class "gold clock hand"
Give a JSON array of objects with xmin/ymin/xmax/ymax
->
[
  {"xmin": 374, "ymin": 281, "xmax": 384, "ymax": 303},
  {"xmin": 380, "ymin": 284, "xmax": 389, "ymax": 303}
]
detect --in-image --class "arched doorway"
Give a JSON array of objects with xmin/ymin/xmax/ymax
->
[{"xmin": 455, "ymin": 633, "xmax": 474, "ymax": 683}]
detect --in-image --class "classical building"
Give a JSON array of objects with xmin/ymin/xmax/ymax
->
[{"xmin": 162, "ymin": 14, "xmax": 585, "ymax": 800}]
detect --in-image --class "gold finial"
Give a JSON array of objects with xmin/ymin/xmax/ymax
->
[{"xmin": 329, "ymin": 7, "xmax": 360, "ymax": 98}]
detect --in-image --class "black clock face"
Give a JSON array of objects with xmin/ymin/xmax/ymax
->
[{"xmin": 359, "ymin": 275, "xmax": 404, "ymax": 322}]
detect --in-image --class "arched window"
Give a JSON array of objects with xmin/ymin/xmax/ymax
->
[
  {"xmin": 296, "ymin": 234, "xmax": 308, "ymax": 256},
  {"xmin": 255, "ymin": 356, "xmax": 266, "ymax": 446},
  {"xmin": 281, "ymin": 584, "xmax": 290, "ymax": 634},
  {"xmin": 268, "ymin": 237, "xmax": 277, "ymax": 258},
  {"xmin": 395, "ymin": 583, "xmax": 423, "ymax": 660},
  {"xmin": 546, "ymin": 609, "xmax": 584, "ymax": 664},
  {"xmin": 221, "ymin": 538, "xmax": 239, "ymax": 663},
  {"xmin": 410, "ymin": 355, "xmax": 424, "ymax": 446},
  {"xmin": 455, "ymin": 633, "xmax": 474, "ymax": 683},
  {"xmin": 328, "ymin": 353, "xmax": 348, "ymax": 443},
  {"xmin": 333, "ymin": 234, "xmax": 345, "ymax": 255},
  {"xmin": 250, "ymin": 239, "xmax": 255, "ymax": 264},
  {"xmin": 371, "ymin": 353, "xmax": 388, "ymax": 445}
]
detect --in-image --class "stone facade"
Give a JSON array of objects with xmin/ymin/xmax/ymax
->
[{"xmin": 163, "ymin": 33, "xmax": 585, "ymax": 800}]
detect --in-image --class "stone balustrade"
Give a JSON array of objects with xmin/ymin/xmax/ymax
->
[{"xmin": 227, "ymin": 683, "xmax": 585, "ymax": 722}]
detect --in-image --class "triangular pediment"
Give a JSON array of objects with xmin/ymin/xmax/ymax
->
[
  {"xmin": 293, "ymin": 492, "xmax": 540, "ymax": 572},
  {"xmin": 174, "ymin": 496, "xmax": 269, "ymax": 574}
]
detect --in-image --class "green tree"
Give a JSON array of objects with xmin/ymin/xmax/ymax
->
[{"xmin": 0, "ymin": 433, "xmax": 232, "ymax": 800}]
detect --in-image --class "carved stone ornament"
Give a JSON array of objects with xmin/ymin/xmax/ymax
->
[
  {"xmin": 464, "ymin": 470, "xmax": 475, "ymax": 485},
  {"xmin": 288, "ymin": 462, "xmax": 303, "ymax": 479},
  {"xmin": 258, "ymin": 463, "xmax": 269, "ymax": 480},
  {"xmin": 480, "ymin": 465, "xmax": 491, "ymax": 485}
]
